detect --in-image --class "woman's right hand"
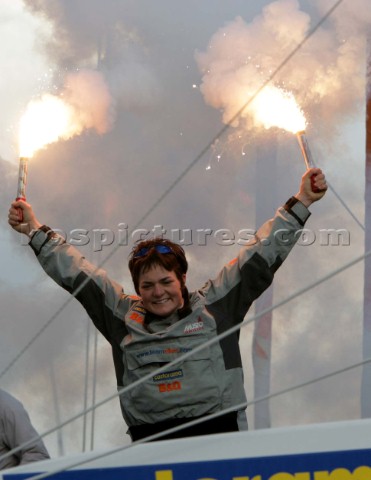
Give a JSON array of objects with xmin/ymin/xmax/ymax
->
[{"xmin": 8, "ymin": 201, "xmax": 42, "ymax": 237}]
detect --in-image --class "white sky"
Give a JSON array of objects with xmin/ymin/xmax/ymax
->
[{"xmin": 0, "ymin": 0, "xmax": 369, "ymax": 461}]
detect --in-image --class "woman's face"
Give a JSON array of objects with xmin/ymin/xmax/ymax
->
[{"xmin": 138, "ymin": 264, "xmax": 185, "ymax": 317}]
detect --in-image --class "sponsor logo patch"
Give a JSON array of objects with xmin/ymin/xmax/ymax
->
[
  {"xmin": 128, "ymin": 305, "xmax": 146, "ymax": 324},
  {"xmin": 129, "ymin": 312, "xmax": 144, "ymax": 324},
  {"xmin": 136, "ymin": 347, "xmax": 192, "ymax": 358},
  {"xmin": 184, "ymin": 319, "xmax": 204, "ymax": 334},
  {"xmin": 133, "ymin": 305, "xmax": 146, "ymax": 313},
  {"xmin": 158, "ymin": 381, "xmax": 182, "ymax": 393},
  {"xmin": 153, "ymin": 369, "xmax": 183, "ymax": 383}
]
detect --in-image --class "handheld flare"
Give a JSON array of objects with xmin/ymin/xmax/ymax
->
[
  {"xmin": 296, "ymin": 131, "xmax": 320, "ymax": 193},
  {"xmin": 296, "ymin": 130, "xmax": 315, "ymax": 169},
  {"xmin": 16, "ymin": 157, "xmax": 28, "ymax": 222}
]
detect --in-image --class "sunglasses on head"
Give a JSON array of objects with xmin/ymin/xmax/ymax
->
[{"xmin": 133, "ymin": 244, "xmax": 174, "ymax": 259}]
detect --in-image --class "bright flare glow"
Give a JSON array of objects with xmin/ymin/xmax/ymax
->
[
  {"xmin": 19, "ymin": 94, "xmax": 79, "ymax": 157},
  {"xmin": 250, "ymin": 86, "xmax": 306, "ymax": 134}
]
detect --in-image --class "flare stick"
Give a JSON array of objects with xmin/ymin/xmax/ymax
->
[
  {"xmin": 16, "ymin": 156, "xmax": 28, "ymax": 222},
  {"xmin": 296, "ymin": 130, "xmax": 320, "ymax": 193}
]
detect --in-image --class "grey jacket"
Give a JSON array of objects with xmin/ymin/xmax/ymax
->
[
  {"xmin": 29, "ymin": 199, "xmax": 309, "ymax": 428},
  {"xmin": 0, "ymin": 389, "xmax": 50, "ymax": 470}
]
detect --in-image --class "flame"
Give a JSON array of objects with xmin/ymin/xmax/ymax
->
[
  {"xmin": 249, "ymin": 85, "xmax": 306, "ymax": 134},
  {"xmin": 19, "ymin": 94, "xmax": 81, "ymax": 158}
]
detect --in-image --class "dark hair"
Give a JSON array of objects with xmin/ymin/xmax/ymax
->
[{"xmin": 128, "ymin": 238, "xmax": 188, "ymax": 294}]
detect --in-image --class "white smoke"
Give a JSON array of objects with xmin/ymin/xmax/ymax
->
[
  {"xmin": 317, "ymin": 0, "xmax": 371, "ymax": 37},
  {"xmin": 22, "ymin": 0, "xmax": 161, "ymax": 116},
  {"xmin": 195, "ymin": 0, "xmax": 366, "ymax": 135},
  {"xmin": 62, "ymin": 69, "xmax": 114, "ymax": 135},
  {"xmin": 105, "ymin": 59, "xmax": 160, "ymax": 111}
]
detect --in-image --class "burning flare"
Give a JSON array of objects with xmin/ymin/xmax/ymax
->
[
  {"xmin": 250, "ymin": 85, "xmax": 306, "ymax": 134},
  {"xmin": 249, "ymin": 85, "xmax": 320, "ymax": 190},
  {"xmin": 18, "ymin": 94, "xmax": 79, "ymax": 158},
  {"xmin": 16, "ymin": 93, "xmax": 85, "ymax": 221},
  {"xmin": 16, "ymin": 73, "xmax": 112, "ymax": 220}
]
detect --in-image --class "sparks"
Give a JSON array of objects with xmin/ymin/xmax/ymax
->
[
  {"xmin": 18, "ymin": 94, "xmax": 78, "ymax": 158},
  {"xmin": 249, "ymin": 85, "xmax": 306, "ymax": 134}
]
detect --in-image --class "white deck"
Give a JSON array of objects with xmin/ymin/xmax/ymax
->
[{"xmin": 2, "ymin": 419, "xmax": 371, "ymax": 479}]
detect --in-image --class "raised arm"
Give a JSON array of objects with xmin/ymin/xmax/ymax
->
[
  {"xmin": 8, "ymin": 199, "xmax": 133, "ymax": 346},
  {"xmin": 204, "ymin": 168, "xmax": 327, "ymax": 323}
]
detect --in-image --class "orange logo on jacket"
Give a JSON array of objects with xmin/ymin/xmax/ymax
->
[
  {"xmin": 129, "ymin": 312, "xmax": 144, "ymax": 324},
  {"xmin": 158, "ymin": 381, "xmax": 182, "ymax": 393}
]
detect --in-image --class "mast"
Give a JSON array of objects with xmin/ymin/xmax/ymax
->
[
  {"xmin": 361, "ymin": 43, "xmax": 371, "ymax": 418},
  {"xmin": 253, "ymin": 131, "xmax": 277, "ymax": 429}
]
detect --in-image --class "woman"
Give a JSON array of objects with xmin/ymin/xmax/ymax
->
[{"xmin": 8, "ymin": 168, "xmax": 327, "ymax": 441}]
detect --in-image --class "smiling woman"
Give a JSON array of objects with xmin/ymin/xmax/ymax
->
[
  {"xmin": 138, "ymin": 265, "xmax": 185, "ymax": 318},
  {"xmin": 8, "ymin": 166, "xmax": 327, "ymax": 443}
]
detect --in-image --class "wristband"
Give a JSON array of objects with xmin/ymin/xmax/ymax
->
[
  {"xmin": 284, "ymin": 196, "xmax": 310, "ymax": 226},
  {"xmin": 284, "ymin": 196, "xmax": 299, "ymax": 210},
  {"xmin": 29, "ymin": 225, "xmax": 57, "ymax": 256}
]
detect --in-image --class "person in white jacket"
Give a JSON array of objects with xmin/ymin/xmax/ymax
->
[{"xmin": 0, "ymin": 389, "xmax": 50, "ymax": 470}]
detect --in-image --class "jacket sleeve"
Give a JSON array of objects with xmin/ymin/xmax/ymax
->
[
  {"xmin": 1, "ymin": 391, "xmax": 49, "ymax": 465},
  {"xmin": 29, "ymin": 228, "xmax": 132, "ymax": 342},
  {"xmin": 204, "ymin": 198, "xmax": 310, "ymax": 325}
]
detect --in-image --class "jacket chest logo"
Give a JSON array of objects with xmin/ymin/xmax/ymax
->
[
  {"xmin": 153, "ymin": 369, "xmax": 183, "ymax": 393},
  {"xmin": 183, "ymin": 318, "xmax": 204, "ymax": 334},
  {"xmin": 128, "ymin": 305, "xmax": 146, "ymax": 324},
  {"xmin": 158, "ymin": 381, "xmax": 182, "ymax": 393}
]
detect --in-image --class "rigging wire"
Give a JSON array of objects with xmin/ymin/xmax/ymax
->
[
  {"xmin": 27, "ymin": 348, "xmax": 371, "ymax": 480},
  {"xmin": 16, "ymin": 356, "xmax": 371, "ymax": 480},
  {"xmin": 0, "ymin": 0, "xmax": 344, "ymax": 382},
  {"xmin": 0, "ymin": 241, "xmax": 369, "ymax": 469},
  {"xmin": 2, "ymin": 0, "xmax": 362, "ymax": 468},
  {"xmin": 310, "ymin": 156, "xmax": 364, "ymax": 231},
  {"xmin": 327, "ymin": 182, "xmax": 364, "ymax": 231}
]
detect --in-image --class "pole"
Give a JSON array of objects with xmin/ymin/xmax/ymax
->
[
  {"xmin": 50, "ymin": 362, "xmax": 65, "ymax": 456},
  {"xmin": 362, "ymin": 42, "xmax": 371, "ymax": 418},
  {"xmin": 90, "ymin": 328, "xmax": 98, "ymax": 451},
  {"xmin": 82, "ymin": 317, "xmax": 91, "ymax": 452},
  {"xmin": 252, "ymin": 131, "xmax": 277, "ymax": 429}
]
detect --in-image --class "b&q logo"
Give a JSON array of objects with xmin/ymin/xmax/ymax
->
[
  {"xmin": 154, "ymin": 466, "xmax": 371, "ymax": 480},
  {"xmin": 158, "ymin": 381, "xmax": 182, "ymax": 393}
]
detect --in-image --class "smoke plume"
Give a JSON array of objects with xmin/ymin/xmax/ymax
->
[
  {"xmin": 62, "ymin": 69, "xmax": 113, "ymax": 135},
  {"xmin": 195, "ymin": 0, "xmax": 367, "ymax": 135}
]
